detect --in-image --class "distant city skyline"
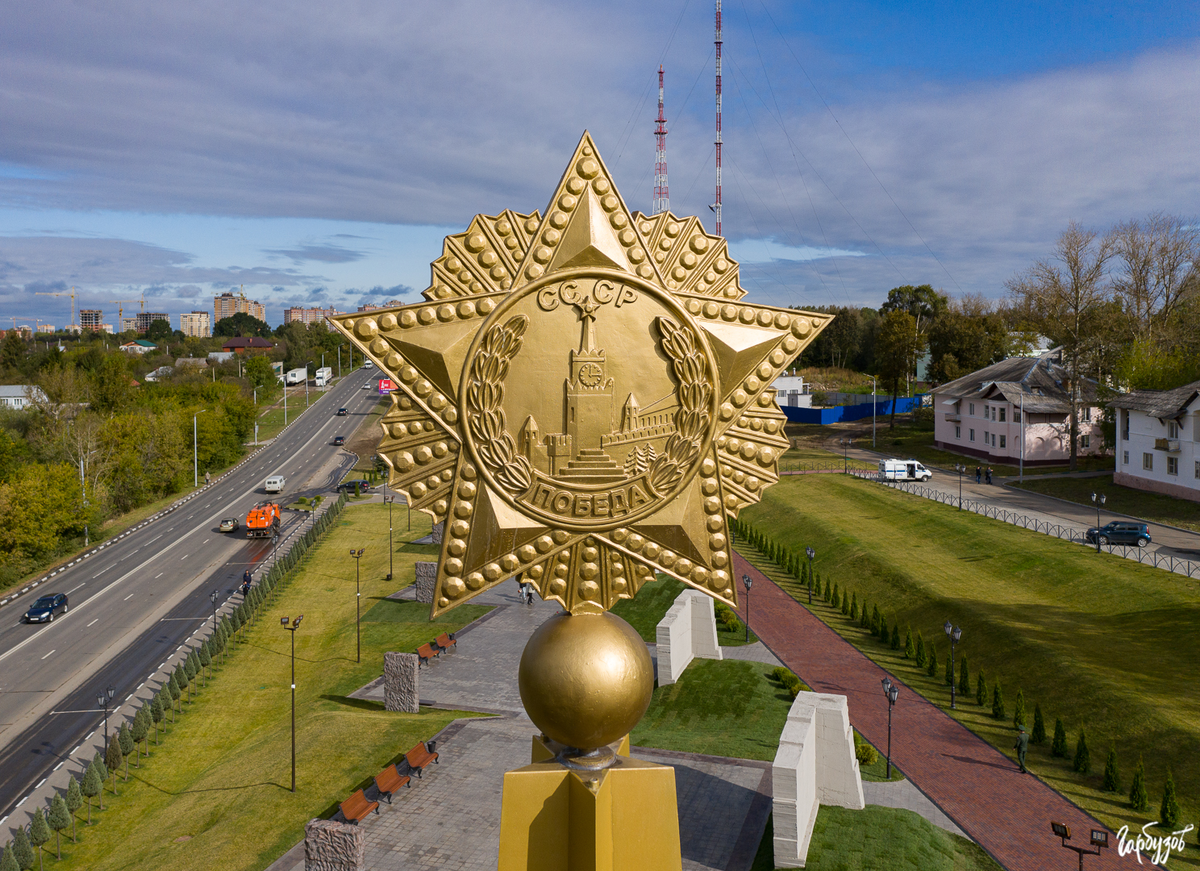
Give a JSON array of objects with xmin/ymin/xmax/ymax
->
[{"xmin": 1, "ymin": 2, "xmax": 1198, "ymax": 325}]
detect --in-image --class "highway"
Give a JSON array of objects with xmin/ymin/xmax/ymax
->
[{"xmin": 0, "ymin": 371, "xmax": 385, "ymax": 827}]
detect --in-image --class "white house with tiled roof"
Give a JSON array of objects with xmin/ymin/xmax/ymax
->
[
  {"xmin": 1110, "ymin": 381, "xmax": 1200, "ymax": 502},
  {"xmin": 931, "ymin": 349, "xmax": 1104, "ymax": 465}
]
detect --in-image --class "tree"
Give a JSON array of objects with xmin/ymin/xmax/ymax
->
[
  {"xmin": 880, "ymin": 284, "xmax": 948, "ymax": 337},
  {"xmin": 976, "ymin": 673, "xmax": 986, "ymax": 706},
  {"xmin": 104, "ymin": 732, "xmax": 123, "ymax": 795},
  {"xmin": 1012, "ymin": 689, "xmax": 1026, "ymax": 730},
  {"xmin": 130, "ymin": 706, "xmax": 149, "ymax": 764},
  {"xmin": 118, "ymin": 723, "xmax": 134, "ymax": 780},
  {"xmin": 1073, "ymin": 729, "xmax": 1090, "ymax": 774},
  {"xmin": 1160, "ymin": 770, "xmax": 1181, "ymax": 829},
  {"xmin": 0, "ymin": 845, "xmax": 17, "ymax": 871},
  {"xmin": 81, "ymin": 758, "xmax": 103, "ymax": 820},
  {"xmin": 1129, "ymin": 756, "xmax": 1148, "ymax": 811},
  {"xmin": 1031, "ymin": 704, "xmax": 1046, "ymax": 745},
  {"xmin": 926, "ymin": 294, "xmax": 1011, "ymax": 384},
  {"xmin": 1111, "ymin": 213, "xmax": 1200, "ymax": 347},
  {"xmin": 890, "ymin": 623, "xmax": 900, "ymax": 650},
  {"xmin": 151, "ymin": 691, "xmax": 165, "ymax": 742},
  {"xmin": 47, "ymin": 794, "xmax": 71, "ymax": 859},
  {"xmin": 213, "ymin": 313, "xmax": 271, "ymax": 338},
  {"xmin": 143, "ymin": 318, "xmax": 173, "ymax": 342},
  {"xmin": 1102, "ymin": 746, "xmax": 1121, "ymax": 793},
  {"xmin": 184, "ymin": 651, "xmax": 198, "ymax": 699},
  {"xmin": 914, "ymin": 632, "xmax": 925, "ymax": 668},
  {"xmin": 0, "ymin": 332, "xmax": 27, "ymax": 371},
  {"xmin": 849, "ymin": 594, "xmax": 857, "ymax": 621},
  {"xmin": 925, "ymin": 645, "xmax": 938, "ymax": 677},
  {"xmin": 1007, "ymin": 222, "xmax": 1116, "ymax": 469},
  {"xmin": 1051, "ymin": 718, "xmax": 1068, "ymax": 758},
  {"xmin": 957, "ymin": 655, "xmax": 970, "ymax": 697},
  {"xmin": 10, "ymin": 827, "xmax": 33, "ymax": 871},
  {"xmin": 28, "ymin": 808, "xmax": 49, "ymax": 871},
  {"xmin": 903, "ymin": 627, "xmax": 914, "ymax": 659},
  {"xmin": 168, "ymin": 672, "xmax": 181, "ymax": 720},
  {"xmin": 65, "ymin": 776, "xmax": 82, "ymax": 842},
  {"xmin": 944, "ymin": 651, "xmax": 954, "ymax": 687},
  {"xmin": 991, "ymin": 681, "xmax": 1006, "ymax": 719},
  {"xmin": 875, "ymin": 310, "xmax": 923, "ymax": 428}
]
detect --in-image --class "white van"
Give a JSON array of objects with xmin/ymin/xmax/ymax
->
[
  {"xmin": 879, "ymin": 459, "xmax": 933, "ymax": 482},
  {"xmin": 265, "ymin": 475, "xmax": 285, "ymax": 494},
  {"xmin": 362, "ymin": 360, "xmax": 374, "ymax": 369}
]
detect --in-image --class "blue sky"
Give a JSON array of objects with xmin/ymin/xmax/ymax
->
[{"xmin": 1, "ymin": 1, "xmax": 1197, "ymax": 327}]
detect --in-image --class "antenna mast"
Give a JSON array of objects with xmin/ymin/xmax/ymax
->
[
  {"xmin": 714, "ymin": 0, "xmax": 723, "ymax": 236},
  {"xmin": 653, "ymin": 65, "xmax": 670, "ymax": 215}
]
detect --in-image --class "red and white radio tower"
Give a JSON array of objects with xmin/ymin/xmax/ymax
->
[
  {"xmin": 653, "ymin": 65, "xmax": 670, "ymax": 215},
  {"xmin": 714, "ymin": 0, "xmax": 723, "ymax": 236}
]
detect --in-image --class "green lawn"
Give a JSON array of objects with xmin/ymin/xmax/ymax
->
[
  {"xmin": 611, "ymin": 574, "xmax": 759, "ymax": 646},
  {"xmin": 739, "ymin": 473, "xmax": 1200, "ymax": 864},
  {"xmin": 1011, "ymin": 472, "xmax": 1200, "ymax": 534},
  {"xmin": 33, "ymin": 503, "xmax": 490, "ymax": 871},
  {"xmin": 751, "ymin": 809, "xmax": 1003, "ymax": 871}
]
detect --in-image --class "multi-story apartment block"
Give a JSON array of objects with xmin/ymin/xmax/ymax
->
[
  {"xmin": 79, "ymin": 309, "xmax": 103, "ymax": 332},
  {"xmin": 1110, "ymin": 381, "xmax": 1200, "ymax": 503},
  {"xmin": 119, "ymin": 316, "xmax": 138, "ymax": 333},
  {"xmin": 179, "ymin": 311, "xmax": 211, "ymax": 338},
  {"xmin": 356, "ymin": 300, "xmax": 405, "ymax": 312},
  {"xmin": 135, "ymin": 312, "xmax": 170, "ymax": 334},
  {"xmin": 283, "ymin": 306, "xmax": 339, "ymax": 329},
  {"xmin": 214, "ymin": 291, "xmax": 266, "ymax": 325}
]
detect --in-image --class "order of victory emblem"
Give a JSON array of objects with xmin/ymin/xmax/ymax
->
[{"xmin": 330, "ymin": 132, "xmax": 831, "ymax": 618}]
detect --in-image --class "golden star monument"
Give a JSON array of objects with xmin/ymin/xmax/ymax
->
[{"xmin": 330, "ymin": 132, "xmax": 830, "ymax": 871}]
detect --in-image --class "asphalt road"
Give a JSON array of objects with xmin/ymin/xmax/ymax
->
[{"xmin": 0, "ymin": 372, "xmax": 386, "ymax": 823}]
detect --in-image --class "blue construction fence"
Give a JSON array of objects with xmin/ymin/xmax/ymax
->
[{"xmin": 780, "ymin": 394, "xmax": 925, "ymax": 425}]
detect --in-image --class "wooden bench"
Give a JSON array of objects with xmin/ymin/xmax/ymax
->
[
  {"xmin": 405, "ymin": 741, "xmax": 439, "ymax": 777},
  {"xmin": 434, "ymin": 632, "xmax": 457, "ymax": 653},
  {"xmin": 339, "ymin": 788, "xmax": 379, "ymax": 824},
  {"xmin": 416, "ymin": 643, "xmax": 440, "ymax": 667},
  {"xmin": 374, "ymin": 764, "xmax": 411, "ymax": 803}
]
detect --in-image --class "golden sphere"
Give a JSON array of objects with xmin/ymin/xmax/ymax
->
[{"xmin": 518, "ymin": 612, "xmax": 653, "ymax": 751}]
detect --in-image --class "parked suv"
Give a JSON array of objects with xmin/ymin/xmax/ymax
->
[{"xmin": 1085, "ymin": 521, "xmax": 1151, "ymax": 548}]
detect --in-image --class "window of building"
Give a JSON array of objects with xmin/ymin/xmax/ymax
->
[
  {"xmin": 1014, "ymin": 409, "xmax": 1021, "ymax": 423},
  {"xmin": 1122, "ymin": 410, "xmax": 1129, "ymax": 441},
  {"xmin": 1143, "ymin": 452, "xmax": 1153, "ymax": 471},
  {"xmin": 1123, "ymin": 450, "xmax": 1129, "ymax": 465},
  {"xmin": 1081, "ymin": 407, "xmax": 1092, "ymax": 422},
  {"xmin": 969, "ymin": 402, "xmax": 975, "ymax": 416},
  {"xmin": 999, "ymin": 408, "xmax": 1006, "ymax": 422},
  {"xmin": 969, "ymin": 429, "xmax": 975, "ymax": 442},
  {"xmin": 1168, "ymin": 457, "xmax": 1178, "ymax": 476},
  {"xmin": 1168, "ymin": 421, "xmax": 1178, "ymax": 438},
  {"xmin": 991, "ymin": 433, "xmax": 997, "ymax": 447},
  {"xmin": 1195, "ymin": 460, "xmax": 1200, "ymax": 479},
  {"xmin": 1080, "ymin": 434, "xmax": 1090, "ymax": 449},
  {"xmin": 955, "ymin": 425, "xmax": 961, "ymax": 439},
  {"xmin": 984, "ymin": 430, "xmax": 989, "ymax": 445},
  {"xmin": 1000, "ymin": 435, "xmax": 1006, "ymax": 449}
]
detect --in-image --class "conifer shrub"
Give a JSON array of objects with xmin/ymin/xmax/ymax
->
[
  {"xmin": 1160, "ymin": 770, "xmax": 1181, "ymax": 829},
  {"xmin": 64, "ymin": 776, "xmax": 82, "ymax": 841},
  {"xmin": 47, "ymin": 793, "xmax": 70, "ymax": 859},
  {"xmin": 81, "ymin": 758, "xmax": 103, "ymax": 819},
  {"xmin": 10, "ymin": 827, "xmax": 32, "ymax": 871},
  {"xmin": 28, "ymin": 807, "xmax": 49, "ymax": 870},
  {"xmin": 1102, "ymin": 746, "xmax": 1121, "ymax": 793},
  {"xmin": 1129, "ymin": 756, "xmax": 1148, "ymax": 811},
  {"xmin": 957, "ymin": 655, "xmax": 970, "ymax": 697},
  {"xmin": 926, "ymin": 645, "xmax": 938, "ymax": 677},
  {"xmin": 832, "ymin": 582, "xmax": 839, "ymax": 606},
  {"xmin": 1012, "ymin": 689, "xmax": 1026, "ymax": 730},
  {"xmin": 173, "ymin": 663, "xmax": 188, "ymax": 705},
  {"xmin": 824, "ymin": 578, "xmax": 832, "ymax": 601},
  {"xmin": 1, "ymin": 844, "xmax": 18, "ymax": 871},
  {"xmin": 167, "ymin": 673, "xmax": 181, "ymax": 720},
  {"xmin": 131, "ymin": 706, "xmax": 149, "ymax": 763},
  {"xmin": 991, "ymin": 682, "xmax": 1006, "ymax": 720},
  {"xmin": 870, "ymin": 604, "xmax": 881, "ymax": 636},
  {"xmin": 1031, "ymin": 704, "xmax": 1046, "ymax": 744},
  {"xmin": 890, "ymin": 623, "xmax": 901, "ymax": 650},
  {"xmin": 840, "ymin": 591, "xmax": 850, "ymax": 615},
  {"xmin": 860, "ymin": 600, "xmax": 872, "ymax": 630},
  {"xmin": 853, "ymin": 733, "xmax": 879, "ymax": 766},
  {"xmin": 1073, "ymin": 729, "xmax": 1090, "ymax": 774},
  {"xmin": 151, "ymin": 691, "xmax": 166, "ymax": 739},
  {"xmin": 105, "ymin": 732, "xmax": 123, "ymax": 795},
  {"xmin": 1051, "ymin": 718, "xmax": 1068, "ymax": 758},
  {"xmin": 903, "ymin": 627, "xmax": 914, "ymax": 659},
  {"xmin": 849, "ymin": 594, "xmax": 858, "ymax": 621},
  {"xmin": 915, "ymin": 632, "xmax": 927, "ymax": 668},
  {"xmin": 976, "ymin": 673, "xmax": 986, "ymax": 706},
  {"xmin": 944, "ymin": 651, "xmax": 954, "ymax": 687},
  {"xmin": 118, "ymin": 723, "xmax": 134, "ymax": 780}
]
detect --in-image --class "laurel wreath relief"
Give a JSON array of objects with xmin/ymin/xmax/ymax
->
[
  {"xmin": 466, "ymin": 315, "xmax": 535, "ymax": 493},
  {"xmin": 648, "ymin": 317, "xmax": 711, "ymax": 494}
]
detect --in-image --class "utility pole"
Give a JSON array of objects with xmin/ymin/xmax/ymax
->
[{"xmin": 653, "ymin": 66, "xmax": 670, "ymax": 215}]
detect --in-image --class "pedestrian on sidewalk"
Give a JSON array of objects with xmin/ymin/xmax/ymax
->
[
  {"xmin": 205, "ymin": 470, "xmax": 211, "ymax": 485},
  {"xmin": 1014, "ymin": 724, "xmax": 1029, "ymax": 773},
  {"xmin": 975, "ymin": 466, "xmax": 981, "ymax": 484},
  {"xmin": 986, "ymin": 466, "xmax": 993, "ymax": 485}
]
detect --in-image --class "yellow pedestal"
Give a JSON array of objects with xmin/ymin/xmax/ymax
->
[{"xmin": 498, "ymin": 746, "xmax": 682, "ymax": 871}]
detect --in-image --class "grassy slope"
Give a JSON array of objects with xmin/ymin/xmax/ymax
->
[
  {"xmin": 611, "ymin": 574, "xmax": 758, "ymax": 646},
  {"xmin": 740, "ymin": 473, "xmax": 1200, "ymax": 861},
  {"xmin": 43, "ymin": 503, "xmax": 489, "ymax": 871},
  {"xmin": 1012, "ymin": 472, "xmax": 1200, "ymax": 534}
]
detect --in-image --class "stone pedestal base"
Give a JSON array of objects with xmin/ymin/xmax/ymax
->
[
  {"xmin": 304, "ymin": 819, "xmax": 364, "ymax": 871},
  {"xmin": 414, "ymin": 561, "xmax": 437, "ymax": 604},
  {"xmin": 431, "ymin": 521, "xmax": 444, "ymax": 544},
  {"xmin": 384, "ymin": 652, "xmax": 419, "ymax": 712}
]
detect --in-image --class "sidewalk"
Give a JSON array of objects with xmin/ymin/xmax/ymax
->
[{"xmin": 734, "ymin": 551, "xmax": 1142, "ymax": 871}]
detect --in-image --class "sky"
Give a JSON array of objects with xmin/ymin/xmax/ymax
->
[{"xmin": 1, "ymin": 0, "xmax": 1198, "ymax": 328}]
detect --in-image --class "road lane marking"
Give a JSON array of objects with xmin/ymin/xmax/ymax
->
[
  {"xmin": 41, "ymin": 649, "xmax": 55, "ymax": 660},
  {"xmin": 35, "ymin": 778, "xmax": 46, "ymax": 788},
  {"xmin": 86, "ymin": 619, "xmax": 98, "ymax": 627},
  {"xmin": 67, "ymin": 582, "xmax": 86, "ymax": 593},
  {"xmin": 155, "ymin": 572, "xmax": 164, "ymax": 579},
  {"xmin": 124, "ymin": 594, "xmax": 134, "ymax": 601}
]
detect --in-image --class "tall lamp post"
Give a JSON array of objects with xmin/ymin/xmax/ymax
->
[
  {"xmin": 209, "ymin": 590, "xmax": 218, "ymax": 634},
  {"xmin": 839, "ymin": 437, "xmax": 852, "ymax": 474},
  {"xmin": 1091, "ymin": 492, "xmax": 1106, "ymax": 553},
  {"xmin": 881, "ymin": 677, "xmax": 899, "ymax": 778},
  {"xmin": 350, "ymin": 548, "xmax": 365, "ymax": 663},
  {"xmin": 955, "ymin": 463, "xmax": 967, "ymax": 510},
  {"xmin": 944, "ymin": 620, "xmax": 962, "ymax": 709},
  {"xmin": 384, "ymin": 495, "xmax": 395, "ymax": 581},
  {"xmin": 304, "ymin": 360, "xmax": 313, "ymax": 407},
  {"xmin": 281, "ymin": 614, "xmax": 303, "ymax": 792},
  {"xmin": 193, "ymin": 408, "xmax": 208, "ymax": 488},
  {"xmin": 741, "ymin": 573, "xmax": 753, "ymax": 642},
  {"xmin": 805, "ymin": 546, "xmax": 815, "ymax": 604},
  {"xmin": 870, "ymin": 375, "xmax": 877, "ymax": 449},
  {"xmin": 97, "ymin": 684, "xmax": 116, "ymax": 745}
]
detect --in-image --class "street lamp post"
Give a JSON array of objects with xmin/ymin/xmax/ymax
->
[
  {"xmin": 870, "ymin": 376, "xmax": 877, "ymax": 449},
  {"xmin": 384, "ymin": 495, "xmax": 395, "ymax": 581},
  {"xmin": 304, "ymin": 361, "xmax": 312, "ymax": 407},
  {"xmin": 209, "ymin": 590, "xmax": 218, "ymax": 634},
  {"xmin": 193, "ymin": 409, "xmax": 208, "ymax": 488},
  {"xmin": 281, "ymin": 615, "xmax": 303, "ymax": 792},
  {"xmin": 839, "ymin": 438, "xmax": 852, "ymax": 473},
  {"xmin": 350, "ymin": 549, "xmax": 365, "ymax": 663},
  {"xmin": 805, "ymin": 546, "xmax": 815, "ymax": 604},
  {"xmin": 944, "ymin": 620, "xmax": 962, "ymax": 709},
  {"xmin": 881, "ymin": 677, "xmax": 899, "ymax": 778},
  {"xmin": 97, "ymin": 684, "xmax": 116, "ymax": 746},
  {"xmin": 741, "ymin": 573, "xmax": 753, "ymax": 643},
  {"xmin": 955, "ymin": 463, "xmax": 966, "ymax": 510},
  {"xmin": 1091, "ymin": 492, "xmax": 1106, "ymax": 553}
]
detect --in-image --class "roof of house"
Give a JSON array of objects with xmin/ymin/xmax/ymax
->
[
  {"xmin": 221, "ymin": 337, "xmax": 273, "ymax": 349},
  {"xmin": 932, "ymin": 349, "xmax": 1096, "ymax": 414},
  {"xmin": 1108, "ymin": 380, "xmax": 1200, "ymax": 419},
  {"xmin": 0, "ymin": 385, "xmax": 37, "ymax": 399},
  {"xmin": 120, "ymin": 339, "xmax": 157, "ymax": 348}
]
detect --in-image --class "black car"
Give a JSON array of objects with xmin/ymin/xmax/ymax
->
[
  {"xmin": 333, "ymin": 436, "xmax": 346, "ymax": 446},
  {"xmin": 24, "ymin": 593, "xmax": 69, "ymax": 623},
  {"xmin": 1085, "ymin": 521, "xmax": 1151, "ymax": 547},
  {"xmin": 337, "ymin": 479, "xmax": 372, "ymax": 493},
  {"xmin": 337, "ymin": 408, "xmax": 348, "ymax": 416}
]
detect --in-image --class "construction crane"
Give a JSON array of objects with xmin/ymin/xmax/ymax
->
[
  {"xmin": 7, "ymin": 317, "xmax": 39, "ymax": 333},
  {"xmin": 109, "ymin": 299, "xmax": 141, "ymax": 329},
  {"xmin": 35, "ymin": 286, "xmax": 78, "ymax": 326}
]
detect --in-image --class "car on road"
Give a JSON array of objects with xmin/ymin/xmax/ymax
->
[
  {"xmin": 337, "ymin": 479, "xmax": 373, "ymax": 493},
  {"xmin": 23, "ymin": 593, "xmax": 68, "ymax": 623},
  {"xmin": 362, "ymin": 382, "xmax": 372, "ymax": 389},
  {"xmin": 333, "ymin": 436, "xmax": 345, "ymax": 446},
  {"xmin": 218, "ymin": 517, "xmax": 240, "ymax": 533},
  {"xmin": 337, "ymin": 407, "xmax": 348, "ymax": 416},
  {"xmin": 1085, "ymin": 521, "xmax": 1151, "ymax": 547}
]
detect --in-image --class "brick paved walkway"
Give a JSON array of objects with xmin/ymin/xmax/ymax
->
[{"xmin": 733, "ymin": 551, "xmax": 1143, "ymax": 871}]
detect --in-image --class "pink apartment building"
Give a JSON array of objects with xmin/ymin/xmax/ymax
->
[
  {"xmin": 931, "ymin": 350, "xmax": 1104, "ymax": 466},
  {"xmin": 1110, "ymin": 381, "xmax": 1200, "ymax": 503}
]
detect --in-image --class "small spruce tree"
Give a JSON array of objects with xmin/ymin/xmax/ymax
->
[
  {"xmin": 118, "ymin": 723, "xmax": 134, "ymax": 780},
  {"xmin": 2, "ymin": 845, "xmax": 19, "ymax": 871},
  {"xmin": 81, "ymin": 759, "xmax": 102, "ymax": 820},
  {"xmin": 915, "ymin": 632, "xmax": 926, "ymax": 668},
  {"xmin": 47, "ymin": 794, "xmax": 70, "ymax": 859},
  {"xmin": 11, "ymin": 827, "xmax": 33, "ymax": 871},
  {"xmin": 840, "ymin": 590, "xmax": 850, "ymax": 615},
  {"xmin": 167, "ymin": 672, "xmax": 181, "ymax": 720},
  {"xmin": 903, "ymin": 627, "xmax": 914, "ymax": 659},
  {"xmin": 130, "ymin": 706, "xmax": 149, "ymax": 764},
  {"xmin": 832, "ymin": 582, "xmax": 839, "ymax": 606},
  {"xmin": 976, "ymin": 673, "xmax": 986, "ymax": 706},
  {"xmin": 957, "ymin": 655, "xmax": 970, "ymax": 697},
  {"xmin": 1160, "ymin": 770, "xmax": 1181, "ymax": 829},
  {"xmin": 185, "ymin": 650, "xmax": 199, "ymax": 693},
  {"xmin": 824, "ymin": 578, "xmax": 832, "ymax": 602},
  {"xmin": 1012, "ymin": 689, "xmax": 1026, "ymax": 729},
  {"xmin": 870, "ymin": 604, "xmax": 881, "ymax": 636},
  {"xmin": 151, "ymin": 690, "xmax": 166, "ymax": 740},
  {"xmin": 1051, "ymin": 718, "xmax": 1069, "ymax": 758},
  {"xmin": 849, "ymin": 594, "xmax": 858, "ymax": 621},
  {"xmin": 890, "ymin": 623, "xmax": 901, "ymax": 650},
  {"xmin": 65, "ymin": 776, "xmax": 82, "ymax": 841},
  {"xmin": 1102, "ymin": 746, "xmax": 1121, "ymax": 793},
  {"xmin": 926, "ymin": 645, "xmax": 938, "ymax": 677},
  {"xmin": 105, "ymin": 732, "xmax": 123, "ymax": 795},
  {"xmin": 1129, "ymin": 756, "xmax": 1148, "ymax": 811},
  {"xmin": 198, "ymin": 641, "xmax": 212, "ymax": 683},
  {"xmin": 1073, "ymin": 729, "xmax": 1090, "ymax": 774},
  {"xmin": 861, "ymin": 600, "xmax": 872, "ymax": 630},
  {"xmin": 991, "ymin": 682, "xmax": 1006, "ymax": 720},
  {"xmin": 29, "ymin": 807, "xmax": 50, "ymax": 871},
  {"xmin": 1031, "ymin": 704, "xmax": 1046, "ymax": 744},
  {"xmin": 174, "ymin": 662, "xmax": 190, "ymax": 705},
  {"xmin": 944, "ymin": 651, "xmax": 954, "ymax": 687}
]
